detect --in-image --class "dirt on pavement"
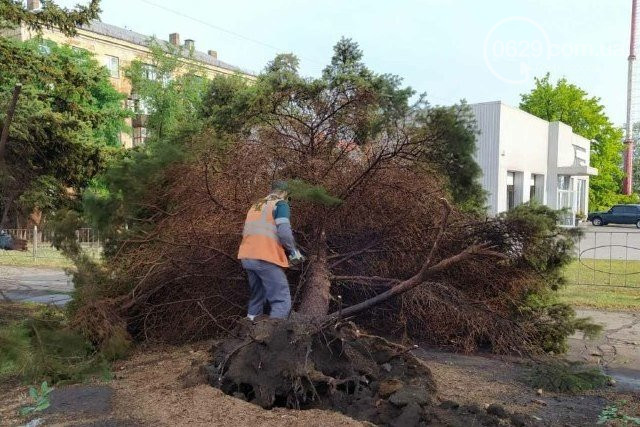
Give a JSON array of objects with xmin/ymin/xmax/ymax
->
[
  {"xmin": 1, "ymin": 342, "xmax": 361, "ymax": 427},
  {"xmin": 2, "ymin": 338, "xmax": 638, "ymax": 427}
]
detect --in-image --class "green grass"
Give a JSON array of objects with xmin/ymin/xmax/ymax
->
[
  {"xmin": 560, "ymin": 259, "xmax": 640, "ymax": 310},
  {"xmin": 0, "ymin": 246, "xmax": 101, "ymax": 269}
]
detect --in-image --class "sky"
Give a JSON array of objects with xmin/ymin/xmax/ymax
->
[{"xmin": 57, "ymin": 0, "xmax": 632, "ymax": 126}]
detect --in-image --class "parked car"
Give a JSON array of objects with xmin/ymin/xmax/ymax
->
[
  {"xmin": 587, "ymin": 204, "xmax": 640, "ymax": 228},
  {"xmin": 0, "ymin": 230, "xmax": 27, "ymax": 251}
]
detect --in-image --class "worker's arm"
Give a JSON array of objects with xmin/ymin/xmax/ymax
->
[{"xmin": 274, "ymin": 200, "xmax": 297, "ymax": 254}]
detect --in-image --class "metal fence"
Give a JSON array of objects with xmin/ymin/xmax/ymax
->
[
  {"xmin": 571, "ymin": 229, "xmax": 640, "ymax": 288},
  {"xmin": 0, "ymin": 226, "xmax": 101, "ymax": 264}
]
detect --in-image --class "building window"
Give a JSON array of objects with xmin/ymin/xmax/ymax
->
[
  {"xmin": 127, "ymin": 94, "xmax": 152, "ymax": 115},
  {"xmin": 557, "ymin": 175, "xmax": 576, "ymax": 226},
  {"xmin": 104, "ymin": 55, "xmax": 120, "ymax": 78},
  {"xmin": 136, "ymin": 98, "xmax": 151, "ymax": 115},
  {"xmin": 530, "ymin": 174, "xmax": 544, "ymax": 203},
  {"xmin": 507, "ymin": 172, "xmax": 515, "ymax": 210},
  {"xmin": 142, "ymin": 64, "xmax": 157, "ymax": 80}
]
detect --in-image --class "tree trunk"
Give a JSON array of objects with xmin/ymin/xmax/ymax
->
[
  {"xmin": 298, "ymin": 231, "xmax": 331, "ymax": 317},
  {"xmin": 0, "ymin": 192, "xmax": 15, "ymax": 229},
  {"xmin": 0, "ymin": 84, "xmax": 22, "ymax": 164}
]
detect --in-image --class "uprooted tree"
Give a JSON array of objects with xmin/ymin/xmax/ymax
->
[
  {"xmin": 61, "ymin": 38, "xmax": 594, "ymax": 352},
  {"xmin": 52, "ymin": 39, "xmax": 598, "ymax": 423}
]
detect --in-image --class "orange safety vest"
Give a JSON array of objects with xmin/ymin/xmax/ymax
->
[{"xmin": 237, "ymin": 198, "xmax": 289, "ymax": 268}]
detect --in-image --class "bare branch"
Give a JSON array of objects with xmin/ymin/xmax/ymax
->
[{"xmin": 328, "ymin": 199, "xmax": 507, "ymax": 319}]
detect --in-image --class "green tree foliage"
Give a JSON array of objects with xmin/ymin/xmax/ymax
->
[
  {"xmin": 520, "ymin": 74, "xmax": 634, "ymax": 211},
  {"xmin": 412, "ymin": 102, "xmax": 485, "ymax": 211},
  {"xmin": 287, "ymin": 179, "xmax": 343, "ymax": 207},
  {"xmin": 126, "ymin": 40, "xmax": 210, "ymax": 142},
  {"xmin": 0, "ymin": 37, "xmax": 128, "ymax": 227},
  {"xmin": 0, "ymin": 0, "xmax": 100, "ymax": 37},
  {"xmin": 82, "ymin": 41, "xmax": 213, "ymax": 246},
  {"xmin": 493, "ymin": 203, "xmax": 600, "ymax": 353},
  {"xmin": 201, "ymin": 73, "xmax": 257, "ymax": 135},
  {"xmin": 0, "ymin": 304, "xmax": 115, "ymax": 385},
  {"xmin": 210, "ymin": 37, "xmax": 484, "ymax": 211},
  {"xmin": 525, "ymin": 361, "xmax": 609, "ymax": 393}
]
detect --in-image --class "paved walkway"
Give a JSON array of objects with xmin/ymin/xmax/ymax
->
[
  {"xmin": 568, "ymin": 308, "xmax": 640, "ymax": 391},
  {"xmin": 0, "ymin": 265, "xmax": 72, "ymax": 305}
]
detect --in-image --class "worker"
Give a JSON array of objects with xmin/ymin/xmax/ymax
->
[{"xmin": 238, "ymin": 181, "xmax": 305, "ymax": 320}]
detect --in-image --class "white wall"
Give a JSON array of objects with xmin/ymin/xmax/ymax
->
[
  {"xmin": 497, "ymin": 103, "xmax": 550, "ymax": 212},
  {"xmin": 471, "ymin": 102, "xmax": 550, "ymax": 214},
  {"xmin": 471, "ymin": 101, "xmax": 594, "ymax": 218},
  {"xmin": 555, "ymin": 122, "xmax": 581, "ymax": 168},
  {"xmin": 470, "ymin": 102, "xmax": 501, "ymax": 215}
]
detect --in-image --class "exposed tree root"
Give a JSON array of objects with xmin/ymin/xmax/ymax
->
[{"xmin": 205, "ymin": 319, "xmax": 544, "ymax": 426}]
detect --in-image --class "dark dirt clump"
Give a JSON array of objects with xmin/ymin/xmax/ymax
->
[{"xmin": 205, "ymin": 319, "xmax": 545, "ymax": 426}]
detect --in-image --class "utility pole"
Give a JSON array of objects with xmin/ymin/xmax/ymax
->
[
  {"xmin": 624, "ymin": 0, "xmax": 638, "ymax": 195},
  {"xmin": 0, "ymin": 83, "xmax": 22, "ymax": 164}
]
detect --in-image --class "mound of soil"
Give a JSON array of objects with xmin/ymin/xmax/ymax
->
[{"xmin": 205, "ymin": 319, "xmax": 542, "ymax": 426}]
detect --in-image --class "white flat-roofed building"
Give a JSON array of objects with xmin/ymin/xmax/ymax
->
[{"xmin": 470, "ymin": 101, "xmax": 598, "ymax": 225}]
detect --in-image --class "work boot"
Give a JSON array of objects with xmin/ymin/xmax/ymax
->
[{"xmin": 253, "ymin": 314, "xmax": 271, "ymax": 322}]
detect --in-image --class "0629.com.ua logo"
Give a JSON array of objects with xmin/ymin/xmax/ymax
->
[{"xmin": 483, "ymin": 16, "xmax": 623, "ymax": 84}]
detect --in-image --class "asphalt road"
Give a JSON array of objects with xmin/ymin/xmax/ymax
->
[
  {"xmin": 576, "ymin": 223, "xmax": 640, "ymax": 260},
  {"xmin": 0, "ymin": 265, "xmax": 72, "ymax": 305},
  {"xmin": 569, "ymin": 309, "xmax": 640, "ymax": 392}
]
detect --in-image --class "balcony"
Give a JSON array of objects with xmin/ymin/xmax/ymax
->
[{"xmin": 132, "ymin": 114, "xmax": 148, "ymax": 128}]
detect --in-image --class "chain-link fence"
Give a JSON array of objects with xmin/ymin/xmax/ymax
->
[
  {"xmin": 0, "ymin": 227, "xmax": 101, "ymax": 267},
  {"xmin": 570, "ymin": 230, "xmax": 640, "ymax": 288}
]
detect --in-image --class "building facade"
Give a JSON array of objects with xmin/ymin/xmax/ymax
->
[
  {"xmin": 3, "ymin": 0, "xmax": 253, "ymax": 147},
  {"xmin": 470, "ymin": 101, "xmax": 598, "ymax": 225}
]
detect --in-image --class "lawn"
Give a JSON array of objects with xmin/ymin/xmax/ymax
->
[
  {"xmin": 0, "ymin": 246, "xmax": 101, "ymax": 269},
  {"xmin": 560, "ymin": 259, "xmax": 640, "ymax": 310}
]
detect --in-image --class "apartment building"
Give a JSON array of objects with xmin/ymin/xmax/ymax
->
[
  {"xmin": 3, "ymin": 0, "xmax": 253, "ymax": 147},
  {"xmin": 470, "ymin": 101, "xmax": 598, "ymax": 225}
]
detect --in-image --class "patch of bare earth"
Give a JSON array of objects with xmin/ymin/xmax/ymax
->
[
  {"xmin": 110, "ymin": 342, "xmax": 362, "ymax": 427},
  {"xmin": 419, "ymin": 348, "xmax": 639, "ymax": 426},
  {"xmin": 2, "ymin": 341, "xmax": 637, "ymax": 426}
]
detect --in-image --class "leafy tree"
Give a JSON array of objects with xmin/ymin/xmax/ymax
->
[
  {"xmin": 0, "ymin": 0, "xmax": 100, "ymax": 37},
  {"xmin": 126, "ymin": 40, "xmax": 211, "ymax": 143},
  {"xmin": 520, "ymin": 74, "xmax": 633, "ymax": 211},
  {"xmin": 412, "ymin": 101, "xmax": 485, "ymax": 211},
  {"xmin": 201, "ymin": 74, "xmax": 258, "ymax": 135},
  {"xmin": 0, "ymin": 37, "xmax": 128, "ymax": 228},
  {"xmin": 81, "ymin": 41, "xmax": 214, "ymax": 246}
]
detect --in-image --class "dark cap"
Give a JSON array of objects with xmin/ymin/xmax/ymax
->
[{"xmin": 271, "ymin": 180, "xmax": 288, "ymax": 192}]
